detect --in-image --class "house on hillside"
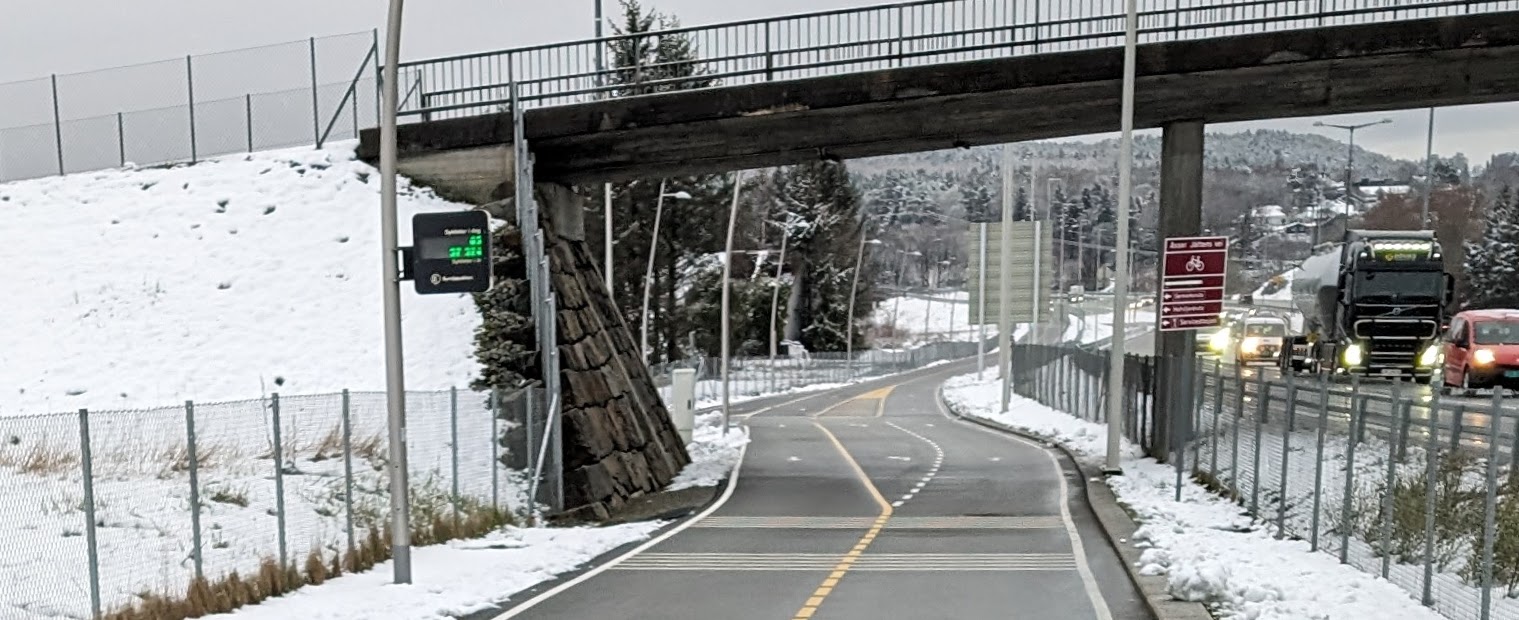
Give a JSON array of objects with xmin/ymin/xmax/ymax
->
[{"xmin": 1251, "ymin": 204, "xmax": 1287, "ymax": 227}]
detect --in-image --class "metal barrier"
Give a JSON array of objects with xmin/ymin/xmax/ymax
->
[{"xmin": 394, "ymin": 0, "xmax": 1518, "ymax": 121}]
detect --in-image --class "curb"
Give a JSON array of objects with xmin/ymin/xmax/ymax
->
[{"xmin": 939, "ymin": 396, "xmax": 1215, "ymax": 620}]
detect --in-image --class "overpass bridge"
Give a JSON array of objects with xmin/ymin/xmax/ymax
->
[{"xmin": 359, "ymin": 0, "xmax": 1519, "ymax": 200}]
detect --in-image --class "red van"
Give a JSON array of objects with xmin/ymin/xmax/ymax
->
[{"xmin": 1441, "ymin": 309, "xmax": 1519, "ymax": 392}]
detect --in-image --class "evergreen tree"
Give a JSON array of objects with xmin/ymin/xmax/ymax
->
[
  {"xmin": 471, "ymin": 220, "xmax": 538, "ymax": 391},
  {"xmin": 959, "ymin": 168, "xmax": 997, "ymax": 223},
  {"xmin": 1465, "ymin": 186, "xmax": 1519, "ymax": 309},
  {"xmin": 1013, "ymin": 186, "xmax": 1030, "ymax": 221},
  {"xmin": 773, "ymin": 160, "xmax": 874, "ymax": 351}
]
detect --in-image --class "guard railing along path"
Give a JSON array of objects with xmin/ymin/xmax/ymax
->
[
  {"xmin": 395, "ymin": 0, "xmax": 1518, "ymax": 122},
  {"xmin": 1021, "ymin": 344, "xmax": 1519, "ymax": 620}
]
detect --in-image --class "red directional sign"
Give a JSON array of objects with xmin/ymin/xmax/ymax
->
[{"xmin": 1158, "ymin": 235, "xmax": 1229, "ymax": 332}]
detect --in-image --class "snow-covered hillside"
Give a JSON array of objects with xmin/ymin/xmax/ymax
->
[{"xmin": 1, "ymin": 142, "xmax": 481, "ymax": 415}]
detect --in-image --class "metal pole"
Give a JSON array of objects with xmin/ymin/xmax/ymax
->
[
  {"xmin": 1482, "ymin": 389, "xmax": 1503, "ymax": 619},
  {"xmin": 310, "ymin": 37, "xmax": 321, "ymax": 148},
  {"xmin": 271, "ymin": 393, "xmax": 288, "ymax": 569},
  {"xmin": 51, "ymin": 74, "xmax": 63, "ymax": 175},
  {"xmin": 1421, "ymin": 107, "xmax": 1435, "ymax": 229},
  {"xmin": 720, "ymin": 170, "xmax": 745, "ymax": 436},
  {"xmin": 1380, "ymin": 383, "xmax": 1403, "ymax": 579},
  {"xmin": 1310, "ymin": 370, "xmax": 1329, "ymax": 551},
  {"xmin": 977, "ymin": 222, "xmax": 988, "ymax": 377},
  {"xmin": 642, "ymin": 179, "xmax": 667, "ymax": 361},
  {"xmin": 116, "ymin": 113, "xmax": 125, "ymax": 167},
  {"xmin": 605, "ymin": 183, "xmax": 615, "ymax": 297},
  {"xmin": 78, "ymin": 409, "xmax": 102, "ymax": 620},
  {"xmin": 490, "ymin": 387, "xmax": 500, "ymax": 510},
  {"xmin": 187, "ymin": 56, "xmax": 197, "ymax": 163},
  {"xmin": 846, "ymin": 221, "xmax": 870, "ymax": 379},
  {"xmin": 770, "ymin": 214, "xmax": 791, "ymax": 364},
  {"xmin": 184, "ymin": 400, "xmax": 204, "ymax": 581},
  {"xmin": 1421, "ymin": 384, "xmax": 1442, "ymax": 606},
  {"xmin": 998, "ymin": 146, "xmax": 1015, "ymax": 412},
  {"xmin": 342, "ymin": 389, "xmax": 357, "ymax": 559},
  {"xmin": 450, "ymin": 386, "xmax": 461, "ymax": 527},
  {"xmin": 245, "ymin": 94, "xmax": 254, "ymax": 153},
  {"xmin": 379, "ymin": 0, "xmax": 412, "ymax": 584},
  {"xmin": 1105, "ymin": 0, "xmax": 1139, "ymax": 474}
]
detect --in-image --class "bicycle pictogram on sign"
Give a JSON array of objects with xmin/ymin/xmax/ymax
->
[{"xmin": 1185, "ymin": 255, "xmax": 1206, "ymax": 272}]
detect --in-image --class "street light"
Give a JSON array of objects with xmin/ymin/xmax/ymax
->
[
  {"xmin": 845, "ymin": 236, "xmax": 884, "ymax": 378},
  {"xmin": 1105, "ymin": 0, "xmax": 1138, "ymax": 475},
  {"xmin": 720, "ymin": 170, "xmax": 745, "ymax": 436},
  {"xmin": 767, "ymin": 214, "xmax": 797, "ymax": 368},
  {"xmin": 638, "ymin": 180, "xmax": 693, "ymax": 361},
  {"xmin": 1313, "ymin": 118, "xmax": 1392, "ymax": 244},
  {"xmin": 379, "ymin": 0, "xmax": 413, "ymax": 584}
]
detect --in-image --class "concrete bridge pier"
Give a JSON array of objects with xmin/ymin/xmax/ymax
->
[
  {"xmin": 400, "ymin": 145, "xmax": 692, "ymax": 520},
  {"xmin": 1150, "ymin": 120, "xmax": 1205, "ymax": 461}
]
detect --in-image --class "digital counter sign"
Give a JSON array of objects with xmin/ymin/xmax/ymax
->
[{"xmin": 411, "ymin": 210, "xmax": 493, "ymax": 295}]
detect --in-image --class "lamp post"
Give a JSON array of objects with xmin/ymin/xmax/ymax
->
[
  {"xmin": 1105, "ymin": 0, "xmax": 1138, "ymax": 475},
  {"xmin": 595, "ymin": 0, "xmax": 614, "ymax": 297},
  {"xmin": 768, "ymin": 214, "xmax": 794, "ymax": 368},
  {"xmin": 720, "ymin": 170, "xmax": 745, "ymax": 436},
  {"xmin": 379, "ymin": 0, "xmax": 413, "ymax": 584},
  {"xmin": 846, "ymin": 235, "xmax": 883, "ymax": 378},
  {"xmin": 1420, "ymin": 108, "xmax": 1436, "ymax": 230},
  {"xmin": 1313, "ymin": 118, "xmax": 1392, "ymax": 244},
  {"xmin": 639, "ymin": 180, "xmax": 692, "ymax": 361}
]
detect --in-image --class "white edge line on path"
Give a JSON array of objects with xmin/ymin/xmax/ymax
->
[
  {"xmin": 932, "ymin": 384, "xmax": 1116, "ymax": 620},
  {"xmin": 488, "ymin": 440, "xmax": 751, "ymax": 619}
]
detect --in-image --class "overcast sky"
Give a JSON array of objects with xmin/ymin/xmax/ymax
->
[{"xmin": 3, "ymin": 0, "xmax": 1514, "ymax": 165}]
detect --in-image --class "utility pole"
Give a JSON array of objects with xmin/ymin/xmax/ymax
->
[
  {"xmin": 720, "ymin": 170, "xmax": 744, "ymax": 436},
  {"xmin": 596, "ymin": 0, "xmax": 613, "ymax": 297},
  {"xmin": 976, "ymin": 222, "xmax": 988, "ymax": 377},
  {"xmin": 998, "ymin": 145, "xmax": 1014, "ymax": 412},
  {"xmin": 1421, "ymin": 108, "xmax": 1436, "ymax": 230},
  {"xmin": 1105, "ymin": 0, "xmax": 1138, "ymax": 475}
]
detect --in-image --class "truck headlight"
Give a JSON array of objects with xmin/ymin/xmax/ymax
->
[
  {"xmin": 1343, "ymin": 343, "xmax": 1364, "ymax": 367},
  {"xmin": 1241, "ymin": 337, "xmax": 1261, "ymax": 354},
  {"xmin": 1475, "ymin": 348, "xmax": 1496, "ymax": 366},
  {"xmin": 1419, "ymin": 344, "xmax": 1442, "ymax": 367}
]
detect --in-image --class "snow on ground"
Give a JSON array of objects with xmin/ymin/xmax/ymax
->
[
  {"xmin": 941, "ymin": 372, "xmax": 1444, "ymax": 620},
  {"xmin": 212, "ymin": 521, "xmax": 665, "ymax": 620},
  {"xmin": 873, "ymin": 292, "xmax": 988, "ymax": 343},
  {"xmin": 0, "ymin": 141, "xmax": 479, "ymax": 415},
  {"xmin": 668, "ymin": 410, "xmax": 751, "ymax": 491}
]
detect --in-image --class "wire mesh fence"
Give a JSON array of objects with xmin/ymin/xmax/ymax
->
[
  {"xmin": 0, "ymin": 386, "xmax": 547, "ymax": 619},
  {"xmin": 0, "ymin": 32, "xmax": 378, "ymax": 184},
  {"xmin": 1018, "ymin": 344, "xmax": 1519, "ymax": 620}
]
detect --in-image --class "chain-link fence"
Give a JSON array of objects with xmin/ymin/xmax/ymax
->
[
  {"xmin": 0, "ymin": 386, "xmax": 549, "ymax": 619},
  {"xmin": 650, "ymin": 340, "xmax": 985, "ymax": 406},
  {"xmin": 1018, "ymin": 345, "xmax": 1519, "ymax": 620},
  {"xmin": 0, "ymin": 32, "xmax": 378, "ymax": 184}
]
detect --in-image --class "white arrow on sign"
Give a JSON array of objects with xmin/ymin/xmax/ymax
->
[
  {"xmin": 1161, "ymin": 318, "xmax": 1172, "ymax": 327},
  {"xmin": 1163, "ymin": 292, "xmax": 1173, "ymax": 300}
]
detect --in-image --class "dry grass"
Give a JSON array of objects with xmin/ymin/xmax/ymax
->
[
  {"xmin": 0, "ymin": 442, "xmax": 79, "ymax": 475},
  {"xmin": 100, "ymin": 491, "xmax": 516, "ymax": 619},
  {"xmin": 351, "ymin": 432, "xmax": 386, "ymax": 464},
  {"xmin": 207, "ymin": 485, "xmax": 249, "ymax": 508},
  {"xmin": 154, "ymin": 442, "xmax": 226, "ymax": 479},
  {"xmin": 309, "ymin": 425, "xmax": 343, "ymax": 462}
]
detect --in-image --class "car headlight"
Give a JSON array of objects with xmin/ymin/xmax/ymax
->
[
  {"xmin": 1343, "ymin": 343, "xmax": 1364, "ymax": 367},
  {"xmin": 1475, "ymin": 348, "xmax": 1496, "ymax": 366},
  {"xmin": 1241, "ymin": 337, "xmax": 1260, "ymax": 354},
  {"xmin": 1209, "ymin": 329, "xmax": 1230, "ymax": 352},
  {"xmin": 1418, "ymin": 344, "xmax": 1441, "ymax": 367}
]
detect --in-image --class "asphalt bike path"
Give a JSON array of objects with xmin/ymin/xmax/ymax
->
[{"xmin": 488, "ymin": 360, "xmax": 1149, "ymax": 620}]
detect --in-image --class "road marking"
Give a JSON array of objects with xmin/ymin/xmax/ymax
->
[
  {"xmin": 612, "ymin": 552, "xmax": 1078, "ymax": 571},
  {"xmin": 791, "ymin": 420, "xmax": 893, "ymax": 620},
  {"xmin": 934, "ymin": 384, "xmax": 1116, "ymax": 620},
  {"xmin": 884, "ymin": 420, "xmax": 946, "ymax": 506},
  {"xmin": 487, "ymin": 438, "xmax": 751, "ymax": 619}
]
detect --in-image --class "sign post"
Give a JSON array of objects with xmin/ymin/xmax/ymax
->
[{"xmin": 1158, "ymin": 236, "xmax": 1229, "ymax": 332}]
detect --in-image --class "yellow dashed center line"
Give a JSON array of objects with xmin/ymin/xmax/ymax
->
[{"xmin": 793, "ymin": 419, "xmax": 894, "ymax": 620}]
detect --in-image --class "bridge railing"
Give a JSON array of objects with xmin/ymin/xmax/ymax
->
[{"xmin": 394, "ymin": 0, "xmax": 1517, "ymax": 122}]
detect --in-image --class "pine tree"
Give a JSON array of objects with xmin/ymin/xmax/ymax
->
[
  {"xmin": 1013, "ymin": 186, "xmax": 1030, "ymax": 221},
  {"xmin": 1465, "ymin": 186, "xmax": 1519, "ymax": 309}
]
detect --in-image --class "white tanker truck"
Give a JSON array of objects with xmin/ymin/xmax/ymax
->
[{"xmin": 1282, "ymin": 229, "xmax": 1453, "ymax": 379}]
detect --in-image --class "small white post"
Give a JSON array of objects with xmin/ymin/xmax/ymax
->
[{"xmin": 671, "ymin": 369, "xmax": 696, "ymax": 444}]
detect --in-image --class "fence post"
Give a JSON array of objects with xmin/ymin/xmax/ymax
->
[
  {"xmin": 78, "ymin": 408, "xmax": 102, "ymax": 620},
  {"xmin": 764, "ymin": 21, "xmax": 775, "ymax": 80},
  {"xmin": 1481, "ymin": 389, "xmax": 1503, "ymax": 620},
  {"xmin": 341, "ymin": 389, "xmax": 357, "ymax": 560},
  {"xmin": 1276, "ymin": 372, "xmax": 1293, "ymax": 539},
  {"xmin": 1451, "ymin": 403, "xmax": 1466, "ymax": 452},
  {"xmin": 450, "ymin": 386, "xmax": 461, "ymax": 527},
  {"xmin": 1422, "ymin": 385, "xmax": 1443, "ymax": 607},
  {"xmin": 1310, "ymin": 369, "xmax": 1330, "ymax": 552},
  {"xmin": 310, "ymin": 37, "xmax": 322, "ymax": 148},
  {"xmin": 116, "ymin": 113, "xmax": 125, "ymax": 167},
  {"xmin": 245, "ymin": 94, "xmax": 254, "ymax": 152},
  {"xmin": 1209, "ymin": 360, "xmax": 1223, "ymax": 478},
  {"xmin": 1340, "ymin": 376, "xmax": 1364, "ymax": 564},
  {"xmin": 1379, "ymin": 381, "xmax": 1402, "ymax": 578},
  {"xmin": 490, "ymin": 387, "xmax": 500, "ymax": 511},
  {"xmin": 270, "ymin": 393, "xmax": 289, "ymax": 569},
  {"xmin": 50, "ymin": 74, "xmax": 63, "ymax": 175},
  {"xmin": 184, "ymin": 400, "xmax": 204, "ymax": 581},
  {"xmin": 186, "ymin": 55, "xmax": 197, "ymax": 163},
  {"xmin": 1250, "ymin": 372, "xmax": 1267, "ymax": 514}
]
